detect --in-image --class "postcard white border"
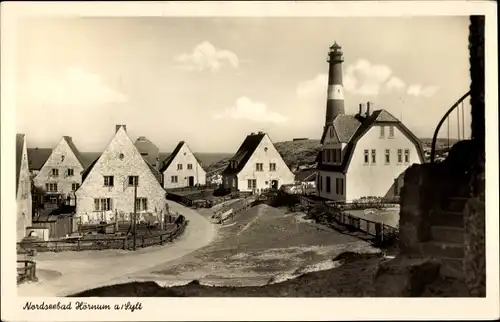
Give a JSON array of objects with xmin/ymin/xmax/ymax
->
[{"xmin": 2, "ymin": 1, "xmax": 499, "ymax": 321}]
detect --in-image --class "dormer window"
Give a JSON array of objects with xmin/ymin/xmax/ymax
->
[{"xmin": 231, "ymin": 161, "xmax": 238, "ymax": 168}]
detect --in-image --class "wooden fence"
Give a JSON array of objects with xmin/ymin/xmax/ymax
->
[
  {"xmin": 17, "ymin": 221, "xmax": 188, "ymax": 253},
  {"xmin": 168, "ymin": 190, "xmax": 251, "ymax": 209},
  {"xmin": 17, "ymin": 260, "xmax": 37, "ymax": 284},
  {"xmin": 165, "ymin": 184, "xmax": 219, "ymax": 194},
  {"xmin": 295, "ymin": 194, "xmax": 399, "ymax": 244}
]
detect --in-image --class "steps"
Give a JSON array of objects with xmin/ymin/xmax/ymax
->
[
  {"xmin": 439, "ymin": 257, "xmax": 464, "ymax": 279},
  {"xmin": 430, "ymin": 225, "xmax": 464, "ymax": 243},
  {"xmin": 431, "ymin": 210, "xmax": 463, "ymax": 227},
  {"xmin": 421, "ymin": 241, "xmax": 464, "ymax": 259}
]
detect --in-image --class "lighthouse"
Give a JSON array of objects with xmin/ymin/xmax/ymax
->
[{"xmin": 324, "ymin": 42, "xmax": 345, "ymax": 127}]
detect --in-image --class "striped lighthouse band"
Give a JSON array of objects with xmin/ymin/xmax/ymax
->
[{"xmin": 327, "ymin": 84, "xmax": 344, "ymax": 100}]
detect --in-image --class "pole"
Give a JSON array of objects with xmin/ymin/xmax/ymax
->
[
  {"xmin": 133, "ymin": 179, "xmax": 137, "ymax": 251},
  {"xmin": 457, "ymin": 106, "xmax": 460, "ymax": 141},
  {"xmin": 461, "ymin": 101, "xmax": 466, "ymax": 139}
]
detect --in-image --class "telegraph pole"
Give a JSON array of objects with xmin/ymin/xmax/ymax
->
[{"xmin": 132, "ymin": 178, "xmax": 138, "ymax": 251}]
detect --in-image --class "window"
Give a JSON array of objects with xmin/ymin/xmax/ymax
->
[
  {"xmin": 256, "ymin": 163, "xmax": 263, "ymax": 171},
  {"xmin": 326, "ymin": 176, "xmax": 331, "ymax": 193},
  {"xmin": 319, "ymin": 176, "xmax": 323, "ymax": 191},
  {"xmin": 380, "ymin": 126, "xmax": 385, "ymax": 138},
  {"xmin": 94, "ymin": 198, "xmax": 112, "ymax": 211},
  {"xmin": 404, "ymin": 149, "xmax": 410, "ymax": 163},
  {"xmin": 71, "ymin": 183, "xmax": 80, "ymax": 191},
  {"xmin": 187, "ymin": 164, "xmax": 193, "ymax": 170},
  {"xmin": 104, "ymin": 176, "xmax": 114, "ymax": 187},
  {"xmin": 371, "ymin": 149, "xmax": 376, "ymax": 164},
  {"xmin": 66, "ymin": 168, "xmax": 74, "ymax": 177},
  {"xmin": 336, "ymin": 178, "xmax": 344, "ymax": 195},
  {"xmin": 326, "ymin": 149, "xmax": 331, "ymax": 163},
  {"xmin": 135, "ymin": 198, "xmax": 148, "ymax": 211},
  {"xmin": 364, "ymin": 150, "xmax": 369, "ymax": 164},
  {"xmin": 333, "ymin": 148, "xmax": 342, "ymax": 163},
  {"xmin": 269, "ymin": 163, "xmax": 276, "ymax": 171},
  {"xmin": 51, "ymin": 168, "xmax": 59, "ymax": 177},
  {"xmin": 45, "ymin": 183, "xmax": 58, "ymax": 192},
  {"xmin": 171, "ymin": 176, "xmax": 178, "ymax": 183},
  {"xmin": 231, "ymin": 161, "xmax": 237, "ymax": 168},
  {"xmin": 128, "ymin": 176, "xmax": 139, "ymax": 186},
  {"xmin": 140, "ymin": 152, "xmax": 148, "ymax": 156},
  {"xmin": 389, "ymin": 126, "xmax": 395, "ymax": 138},
  {"xmin": 177, "ymin": 164, "xmax": 183, "ymax": 170},
  {"xmin": 248, "ymin": 179, "xmax": 257, "ymax": 189},
  {"xmin": 397, "ymin": 149, "xmax": 403, "ymax": 163},
  {"xmin": 385, "ymin": 149, "xmax": 390, "ymax": 164}
]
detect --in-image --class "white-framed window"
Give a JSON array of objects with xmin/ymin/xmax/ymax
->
[
  {"xmin": 51, "ymin": 168, "xmax": 59, "ymax": 177},
  {"xmin": 104, "ymin": 176, "xmax": 114, "ymax": 187},
  {"xmin": 404, "ymin": 149, "xmax": 410, "ymax": 163},
  {"xmin": 380, "ymin": 126, "xmax": 385, "ymax": 138},
  {"xmin": 397, "ymin": 149, "xmax": 403, "ymax": 163},
  {"xmin": 135, "ymin": 198, "xmax": 148, "ymax": 211},
  {"xmin": 66, "ymin": 168, "xmax": 74, "ymax": 177},
  {"xmin": 371, "ymin": 149, "xmax": 376, "ymax": 164},
  {"xmin": 269, "ymin": 163, "xmax": 276, "ymax": 171},
  {"xmin": 177, "ymin": 164, "xmax": 183, "ymax": 170},
  {"xmin": 364, "ymin": 150, "xmax": 369, "ymax": 164},
  {"xmin": 336, "ymin": 178, "xmax": 344, "ymax": 195},
  {"xmin": 385, "ymin": 149, "xmax": 390, "ymax": 164},
  {"xmin": 248, "ymin": 179, "xmax": 257, "ymax": 189},
  {"xmin": 171, "ymin": 175, "xmax": 178, "ymax": 183},
  {"xmin": 187, "ymin": 164, "xmax": 193, "ymax": 170},
  {"xmin": 389, "ymin": 126, "xmax": 395, "ymax": 138},
  {"xmin": 71, "ymin": 183, "xmax": 80, "ymax": 191},
  {"xmin": 45, "ymin": 183, "xmax": 58, "ymax": 192},
  {"xmin": 94, "ymin": 198, "xmax": 112, "ymax": 211},
  {"xmin": 256, "ymin": 163, "xmax": 263, "ymax": 171},
  {"xmin": 128, "ymin": 176, "xmax": 139, "ymax": 186}
]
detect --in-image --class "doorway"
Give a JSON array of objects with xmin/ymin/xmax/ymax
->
[
  {"xmin": 271, "ymin": 180, "xmax": 278, "ymax": 190},
  {"xmin": 188, "ymin": 176, "xmax": 195, "ymax": 187}
]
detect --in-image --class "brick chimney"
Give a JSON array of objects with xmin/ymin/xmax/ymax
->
[
  {"xmin": 366, "ymin": 102, "xmax": 372, "ymax": 117},
  {"xmin": 358, "ymin": 103, "xmax": 364, "ymax": 116},
  {"xmin": 115, "ymin": 125, "xmax": 127, "ymax": 133}
]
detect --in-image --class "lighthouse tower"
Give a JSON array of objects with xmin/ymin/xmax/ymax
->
[{"xmin": 324, "ymin": 42, "xmax": 345, "ymax": 128}]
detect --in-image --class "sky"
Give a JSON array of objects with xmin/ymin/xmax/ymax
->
[{"xmin": 15, "ymin": 16, "xmax": 471, "ymax": 153}]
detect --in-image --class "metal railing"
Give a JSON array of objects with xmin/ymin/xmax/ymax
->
[{"xmin": 430, "ymin": 91, "xmax": 471, "ymax": 163}]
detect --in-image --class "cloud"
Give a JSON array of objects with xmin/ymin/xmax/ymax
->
[
  {"xmin": 213, "ymin": 97, "xmax": 287, "ymax": 123},
  {"xmin": 297, "ymin": 58, "xmax": 439, "ymax": 99},
  {"xmin": 175, "ymin": 41, "xmax": 239, "ymax": 72},
  {"xmin": 23, "ymin": 66, "xmax": 127, "ymax": 106},
  {"xmin": 407, "ymin": 84, "xmax": 440, "ymax": 97},
  {"xmin": 385, "ymin": 76, "xmax": 406, "ymax": 91},
  {"xmin": 296, "ymin": 74, "xmax": 328, "ymax": 99}
]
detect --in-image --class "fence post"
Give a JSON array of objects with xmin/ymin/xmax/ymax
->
[
  {"xmin": 77, "ymin": 239, "xmax": 81, "ymax": 251},
  {"xmin": 142, "ymin": 236, "xmax": 145, "ymax": 248},
  {"xmin": 375, "ymin": 222, "xmax": 382, "ymax": 243},
  {"xmin": 123, "ymin": 238, "xmax": 127, "ymax": 250}
]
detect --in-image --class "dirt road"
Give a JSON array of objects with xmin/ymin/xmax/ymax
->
[{"xmin": 17, "ymin": 201, "xmax": 217, "ymax": 297}]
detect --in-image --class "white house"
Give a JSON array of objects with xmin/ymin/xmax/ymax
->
[
  {"xmin": 33, "ymin": 136, "xmax": 86, "ymax": 206},
  {"xmin": 221, "ymin": 131, "xmax": 295, "ymax": 192},
  {"xmin": 316, "ymin": 103, "xmax": 425, "ymax": 201},
  {"xmin": 75, "ymin": 125, "xmax": 167, "ymax": 224},
  {"xmin": 160, "ymin": 141, "xmax": 206, "ymax": 189},
  {"xmin": 16, "ymin": 134, "xmax": 33, "ymax": 241}
]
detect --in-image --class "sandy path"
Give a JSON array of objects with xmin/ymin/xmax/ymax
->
[{"xmin": 17, "ymin": 201, "xmax": 217, "ymax": 297}]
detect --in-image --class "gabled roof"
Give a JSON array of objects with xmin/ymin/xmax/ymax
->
[
  {"xmin": 16, "ymin": 134, "xmax": 25, "ymax": 193},
  {"xmin": 62, "ymin": 136, "xmax": 86, "ymax": 168},
  {"xmin": 80, "ymin": 129, "xmax": 162, "ymax": 185},
  {"xmin": 320, "ymin": 114, "xmax": 361, "ymax": 144},
  {"xmin": 317, "ymin": 109, "xmax": 425, "ymax": 173},
  {"xmin": 221, "ymin": 133, "xmax": 266, "ymax": 176},
  {"xmin": 159, "ymin": 141, "xmax": 204, "ymax": 173},
  {"xmin": 134, "ymin": 136, "xmax": 160, "ymax": 166},
  {"xmin": 295, "ymin": 169, "xmax": 317, "ymax": 182},
  {"xmin": 27, "ymin": 148, "xmax": 52, "ymax": 171}
]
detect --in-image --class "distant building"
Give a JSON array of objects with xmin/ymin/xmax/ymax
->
[
  {"xmin": 160, "ymin": 141, "xmax": 206, "ymax": 189},
  {"xmin": 75, "ymin": 125, "xmax": 166, "ymax": 224},
  {"xmin": 293, "ymin": 138, "xmax": 309, "ymax": 141},
  {"xmin": 221, "ymin": 131, "xmax": 295, "ymax": 192},
  {"xmin": 316, "ymin": 43, "xmax": 424, "ymax": 201},
  {"xmin": 33, "ymin": 136, "xmax": 86, "ymax": 207},
  {"xmin": 134, "ymin": 136, "xmax": 160, "ymax": 169},
  {"xmin": 16, "ymin": 134, "xmax": 32, "ymax": 241}
]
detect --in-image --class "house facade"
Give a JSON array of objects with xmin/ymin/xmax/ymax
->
[
  {"xmin": 75, "ymin": 125, "xmax": 166, "ymax": 224},
  {"xmin": 16, "ymin": 134, "xmax": 32, "ymax": 241},
  {"xmin": 32, "ymin": 136, "xmax": 86, "ymax": 207},
  {"xmin": 221, "ymin": 132, "xmax": 295, "ymax": 192},
  {"xmin": 316, "ymin": 43, "xmax": 424, "ymax": 202},
  {"xmin": 160, "ymin": 141, "xmax": 206, "ymax": 189}
]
